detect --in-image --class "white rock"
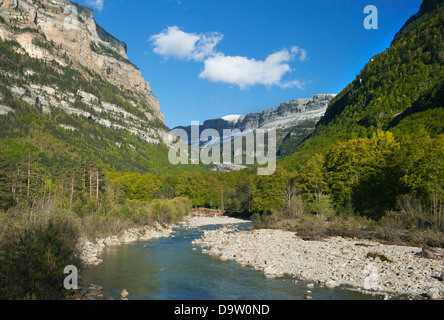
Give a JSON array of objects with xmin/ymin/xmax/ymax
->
[
  {"xmin": 427, "ymin": 288, "xmax": 440, "ymax": 300},
  {"xmin": 325, "ymin": 280, "xmax": 339, "ymax": 289}
]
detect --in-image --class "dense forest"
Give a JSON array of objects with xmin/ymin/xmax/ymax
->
[{"xmin": 0, "ymin": 0, "xmax": 443, "ymax": 300}]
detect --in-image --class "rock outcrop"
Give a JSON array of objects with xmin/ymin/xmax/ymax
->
[
  {"xmin": 0, "ymin": 0, "xmax": 169, "ymax": 144},
  {"xmin": 177, "ymin": 94, "xmax": 335, "ymax": 143},
  {"xmin": 174, "ymin": 94, "xmax": 335, "ymax": 164}
]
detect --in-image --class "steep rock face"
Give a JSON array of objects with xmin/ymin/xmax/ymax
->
[
  {"xmin": 0, "ymin": 0, "xmax": 168, "ymax": 143},
  {"xmin": 175, "ymin": 94, "xmax": 336, "ymax": 148}
]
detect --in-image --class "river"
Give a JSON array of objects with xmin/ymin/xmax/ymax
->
[{"xmin": 82, "ymin": 221, "xmax": 375, "ymax": 300}]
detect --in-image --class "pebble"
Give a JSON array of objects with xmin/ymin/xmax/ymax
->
[
  {"xmin": 121, "ymin": 289, "xmax": 129, "ymax": 298},
  {"xmin": 194, "ymin": 217, "xmax": 444, "ymax": 300}
]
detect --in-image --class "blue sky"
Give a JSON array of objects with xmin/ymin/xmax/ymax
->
[{"xmin": 77, "ymin": 0, "xmax": 422, "ymax": 129}]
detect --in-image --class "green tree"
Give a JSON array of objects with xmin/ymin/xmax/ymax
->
[
  {"xmin": 252, "ymin": 167, "xmax": 288, "ymax": 213},
  {"xmin": 401, "ymin": 135, "xmax": 444, "ymax": 217},
  {"xmin": 175, "ymin": 171, "xmax": 209, "ymax": 207},
  {"xmin": 237, "ymin": 175, "xmax": 255, "ymax": 213},
  {"xmin": 325, "ymin": 130, "xmax": 401, "ymax": 218},
  {"xmin": 297, "ymin": 154, "xmax": 329, "ymax": 203}
]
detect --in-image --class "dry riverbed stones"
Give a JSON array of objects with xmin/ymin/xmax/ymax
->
[{"xmin": 193, "ymin": 224, "xmax": 444, "ymax": 300}]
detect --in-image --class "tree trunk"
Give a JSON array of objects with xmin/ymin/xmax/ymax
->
[
  {"xmin": 89, "ymin": 169, "xmax": 92, "ymax": 198},
  {"xmin": 27, "ymin": 155, "xmax": 31, "ymax": 197},
  {"xmin": 70, "ymin": 175, "xmax": 75, "ymax": 208},
  {"xmin": 96, "ymin": 170, "xmax": 99, "ymax": 204}
]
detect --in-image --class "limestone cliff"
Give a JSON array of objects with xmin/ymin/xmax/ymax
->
[
  {"xmin": 175, "ymin": 94, "xmax": 336, "ymax": 152},
  {"xmin": 0, "ymin": 0, "xmax": 168, "ymax": 144}
]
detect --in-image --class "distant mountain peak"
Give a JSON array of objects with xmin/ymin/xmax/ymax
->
[{"xmin": 221, "ymin": 114, "xmax": 242, "ymax": 123}]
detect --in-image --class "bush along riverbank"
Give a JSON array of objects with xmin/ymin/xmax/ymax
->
[
  {"xmin": 0, "ymin": 197, "xmax": 193, "ymax": 300},
  {"xmin": 193, "ymin": 224, "xmax": 444, "ymax": 300}
]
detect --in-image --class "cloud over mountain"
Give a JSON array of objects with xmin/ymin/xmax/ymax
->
[{"xmin": 150, "ymin": 26, "xmax": 307, "ymax": 89}]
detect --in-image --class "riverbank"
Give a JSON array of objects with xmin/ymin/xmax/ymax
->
[
  {"xmin": 180, "ymin": 214, "xmax": 252, "ymax": 229},
  {"xmin": 74, "ymin": 222, "xmax": 175, "ymax": 300},
  {"xmin": 75, "ymin": 214, "xmax": 252, "ymax": 300},
  {"xmin": 193, "ymin": 220, "xmax": 444, "ymax": 300},
  {"xmin": 78, "ymin": 214, "xmax": 250, "ymax": 266},
  {"xmin": 79, "ymin": 222, "xmax": 175, "ymax": 266}
]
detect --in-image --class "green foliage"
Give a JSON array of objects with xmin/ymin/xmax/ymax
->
[
  {"xmin": 175, "ymin": 171, "xmax": 209, "ymax": 207},
  {"xmin": 325, "ymin": 130, "xmax": 402, "ymax": 218},
  {"xmin": 90, "ymin": 41, "xmax": 136, "ymax": 67},
  {"xmin": 0, "ymin": 214, "xmax": 81, "ymax": 300},
  {"xmin": 400, "ymin": 135, "xmax": 444, "ymax": 215},
  {"xmin": 366, "ymin": 252, "xmax": 392, "ymax": 263},
  {"xmin": 147, "ymin": 197, "xmax": 192, "ymax": 225},
  {"xmin": 252, "ymin": 167, "xmax": 288, "ymax": 213},
  {"xmin": 282, "ymin": 1, "xmax": 444, "ymax": 170},
  {"xmin": 108, "ymin": 171, "xmax": 160, "ymax": 201},
  {"xmin": 297, "ymin": 153, "xmax": 329, "ymax": 203}
]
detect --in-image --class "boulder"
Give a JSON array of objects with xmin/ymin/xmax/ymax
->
[
  {"xmin": 325, "ymin": 280, "xmax": 339, "ymax": 289},
  {"xmin": 427, "ymin": 288, "xmax": 440, "ymax": 300},
  {"xmin": 121, "ymin": 289, "xmax": 129, "ymax": 298}
]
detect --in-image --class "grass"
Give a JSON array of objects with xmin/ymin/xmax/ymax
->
[{"xmin": 366, "ymin": 252, "xmax": 392, "ymax": 263}]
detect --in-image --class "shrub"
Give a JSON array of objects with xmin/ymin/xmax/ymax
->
[
  {"xmin": 366, "ymin": 252, "xmax": 392, "ymax": 263},
  {"xmin": 0, "ymin": 214, "xmax": 81, "ymax": 300},
  {"xmin": 147, "ymin": 197, "xmax": 192, "ymax": 225},
  {"xmin": 297, "ymin": 214, "xmax": 327, "ymax": 239},
  {"xmin": 326, "ymin": 214, "xmax": 375, "ymax": 239},
  {"xmin": 305, "ymin": 194, "xmax": 336, "ymax": 219},
  {"xmin": 285, "ymin": 195, "xmax": 305, "ymax": 219}
]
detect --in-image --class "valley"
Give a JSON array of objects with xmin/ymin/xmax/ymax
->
[{"xmin": 0, "ymin": 0, "xmax": 443, "ymax": 303}]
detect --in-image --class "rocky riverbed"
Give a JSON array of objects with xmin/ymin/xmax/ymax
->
[
  {"xmin": 180, "ymin": 214, "xmax": 252, "ymax": 229},
  {"xmin": 193, "ymin": 222, "xmax": 444, "ymax": 300}
]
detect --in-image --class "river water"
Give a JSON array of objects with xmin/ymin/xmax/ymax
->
[{"xmin": 82, "ymin": 222, "xmax": 376, "ymax": 300}]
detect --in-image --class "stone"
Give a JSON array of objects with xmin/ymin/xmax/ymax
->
[
  {"xmin": 325, "ymin": 280, "xmax": 339, "ymax": 289},
  {"xmin": 121, "ymin": 289, "xmax": 129, "ymax": 298},
  {"xmin": 88, "ymin": 284, "xmax": 103, "ymax": 291},
  {"xmin": 427, "ymin": 288, "xmax": 440, "ymax": 300}
]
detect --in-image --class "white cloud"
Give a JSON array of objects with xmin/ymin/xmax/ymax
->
[
  {"xmin": 150, "ymin": 26, "xmax": 307, "ymax": 89},
  {"xmin": 192, "ymin": 32, "xmax": 224, "ymax": 62},
  {"xmin": 86, "ymin": 0, "xmax": 104, "ymax": 11},
  {"xmin": 150, "ymin": 26, "xmax": 223, "ymax": 61},
  {"xmin": 291, "ymin": 46, "xmax": 308, "ymax": 62},
  {"xmin": 199, "ymin": 47, "xmax": 305, "ymax": 89}
]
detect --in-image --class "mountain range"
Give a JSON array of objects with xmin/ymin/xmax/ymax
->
[
  {"xmin": 174, "ymin": 94, "xmax": 336, "ymax": 157},
  {"xmin": 0, "ymin": 0, "xmax": 442, "ymax": 176}
]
